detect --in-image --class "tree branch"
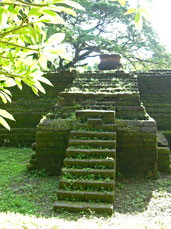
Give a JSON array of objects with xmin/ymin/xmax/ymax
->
[
  {"xmin": 0, "ymin": 70, "xmax": 21, "ymax": 78},
  {"xmin": 0, "ymin": 41, "xmax": 38, "ymax": 51},
  {"xmin": 0, "ymin": 24, "xmax": 32, "ymax": 38},
  {"xmin": 0, "ymin": 55, "xmax": 12, "ymax": 60},
  {"xmin": 0, "ymin": 1, "xmax": 48, "ymax": 7}
]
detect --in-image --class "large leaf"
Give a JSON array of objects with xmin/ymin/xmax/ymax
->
[
  {"xmin": 39, "ymin": 14, "xmax": 66, "ymax": 24},
  {"xmin": 39, "ymin": 54, "xmax": 48, "ymax": 70},
  {"xmin": 125, "ymin": 8, "xmax": 136, "ymax": 15},
  {"xmin": 135, "ymin": 15, "xmax": 142, "ymax": 31},
  {"xmin": 0, "ymin": 116, "xmax": 11, "ymax": 130},
  {"xmin": 3, "ymin": 78, "xmax": 16, "ymax": 87},
  {"xmin": 28, "ymin": 8, "xmax": 42, "ymax": 17},
  {"xmin": 118, "ymin": 0, "xmax": 126, "ymax": 6},
  {"xmin": 37, "ymin": 76, "xmax": 53, "ymax": 86},
  {"xmin": 0, "ymin": 109, "xmax": 15, "ymax": 121},
  {"xmin": 50, "ymin": 6, "xmax": 76, "ymax": 16},
  {"xmin": 0, "ymin": 92, "xmax": 7, "ymax": 103},
  {"xmin": 29, "ymin": 26, "xmax": 38, "ymax": 44},
  {"xmin": 15, "ymin": 78, "xmax": 22, "ymax": 90},
  {"xmin": 135, "ymin": 11, "xmax": 141, "ymax": 23},
  {"xmin": 53, "ymin": 0, "xmax": 85, "ymax": 11},
  {"xmin": 47, "ymin": 33, "xmax": 65, "ymax": 45},
  {"xmin": 0, "ymin": 91, "xmax": 11, "ymax": 103},
  {"xmin": 41, "ymin": 9, "xmax": 58, "ymax": 17},
  {"xmin": 34, "ymin": 81, "xmax": 46, "ymax": 94}
]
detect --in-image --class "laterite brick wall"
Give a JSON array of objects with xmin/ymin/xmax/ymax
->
[
  {"xmin": 138, "ymin": 71, "xmax": 171, "ymax": 147},
  {"xmin": 0, "ymin": 71, "xmax": 76, "ymax": 146}
]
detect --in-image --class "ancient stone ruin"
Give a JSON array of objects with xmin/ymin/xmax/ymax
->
[{"xmin": 0, "ymin": 69, "xmax": 171, "ymax": 214}]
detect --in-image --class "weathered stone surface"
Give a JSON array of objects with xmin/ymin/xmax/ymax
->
[
  {"xmin": 53, "ymin": 200, "xmax": 113, "ymax": 214},
  {"xmin": 62, "ymin": 168, "xmax": 115, "ymax": 179},
  {"xmin": 70, "ymin": 131, "xmax": 116, "ymax": 139},
  {"xmin": 76, "ymin": 110, "xmax": 115, "ymax": 124},
  {"xmin": 158, "ymin": 147, "xmax": 170, "ymax": 154},
  {"xmin": 143, "ymin": 120, "xmax": 156, "ymax": 127},
  {"xmin": 64, "ymin": 158, "xmax": 114, "ymax": 168},
  {"xmin": 57, "ymin": 189, "xmax": 114, "ymax": 203},
  {"xmin": 138, "ymin": 73, "xmax": 171, "ymax": 130},
  {"xmin": 66, "ymin": 148, "xmax": 116, "ymax": 158},
  {"xmin": 59, "ymin": 179, "xmax": 115, "ymax": 190},
  {"xmin": 141, "ymin": 127, "xmax": 157, "ymax": 133},
  {"xmin": 68, "ymin": 139, "xmax": 116, "ymax": 148},
  {"xmin": 116, "ymin": 118, "xmax": 158, "ymax": 177},
  {"xmin": 72, "ymin": 122, "xmax": 117, "ymax": 131},
  {"xmin": 87, "ymin": 118, "xmax": 103, "ymax": 126}
]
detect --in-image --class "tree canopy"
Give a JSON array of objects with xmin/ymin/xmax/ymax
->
[{"xmin": 47, "ymin": 0, "xmax": 171, "ymax": 71}]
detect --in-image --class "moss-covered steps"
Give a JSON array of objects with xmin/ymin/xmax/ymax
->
[
  {"xmin": 54, "ymin": 110, "xmax": 116, "ymax": 214},
  {"xmin": 157, "ymin": 132, "xmax": 171, "ymax": 173},
  {"xmin": 71, "ymin": 72, "xmax": 138, "ymax": 93},
  {"xmin": 158, "ymin": 147, "xmax": 171, "ymax": 172}
]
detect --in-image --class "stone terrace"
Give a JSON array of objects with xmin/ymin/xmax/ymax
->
[{"xmin": 28, "ymin": 71, "xmax": 170, "ymax": 214}]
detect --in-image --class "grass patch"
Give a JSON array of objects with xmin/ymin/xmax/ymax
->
[
  {"xmin": 0, "ymin": 147, "xmax": 171, "ymax": 228},
  {"xmin": 0, "ymin": 147, "xmax": 59, "ymax": 217}
]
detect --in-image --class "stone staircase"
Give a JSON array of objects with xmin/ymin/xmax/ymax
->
[
  {"xmin": 54, "ymin": 110, "xmax": 117, "ymax": 214},
  {"xmin": 49, "ymin": 71, "xmax": 146, "ymax": 121},
  {"xmin": 70, "ymin": 72, "xmax": 138, "ymax": 93}
]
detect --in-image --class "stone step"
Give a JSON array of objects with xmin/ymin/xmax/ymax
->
[
  {"xmin": 57, "ymin": 189, "xmax": 115, "ymax": 203},
  {"xmin": 73, "ymin": 83, "xmax": 119, "ymax": 87},
  {"xmin": 68, "ymin": 139, "xmax": 116, "ymax": 149},
  {"xmin": 63, "ymin": 158, "xmax": 115, "ymax": 169},
  {"xmin": 73, "ymin": 80, "xmax": 136, "ymax": 85},
  {"xmin": 73, "ymin": 85, "xmax": 137, "ymax": 90},
  {"xmin": 62, "ymin": 168, "xmax": 115, "ymax": 179},
  {"xmin": 74, "ymin": 80, "xmax": 115, "ymax": 83},
  {"xmin": 78, "ymin": 72, "xmax": 131, "ymax": 77},
  {"xmin": 72, "ymin": 123, "xmax": 117, "ymax": 132},
  {"xmin": 158, "ymin": 147, "xmax": 170, "ymax": 155},
  {"xmin": 72, "ymin": 87, "xmax": 128, "ymax": 92},
  {"xmin": 73, "ymin": 79, "xmax": 119, "ymax": 82},
  {"xmin": 87, "ymin": 118, "xmax": 103, "ymax": 126},
  {"xmin": 55, "ymin": 107, "xmax": 114, "ymax": 117},
  {"xmin": 53, "ymin": 200, "xmax": 113, "ymax": 214},
  {"xmin": 82, "ymin": 101, "xmax": 116, "ymax": 105},
  {"xmin": 59, "ymin": 179, "xmax": 115, "ymax": 191},
  {"xmin": 59, "ymin": 92, "xmax": 139, "ymax": 101},
  {"xmin": 72, "ymin": 88, "xmax": 131, "ymax": 93},
  {"xmin": 66, "ymin": 148, "xmax": 116, "ymax": 159},
  {"xmin": 58, "ymin": 98, "xmax": 139, "ymax": 106},
  {"xmin": 74, "ymin": 78, "xmax": 128, "ymax": 82},
  {"xmin": 57, "ymin": 102, "xmax": 114, "ymax": 111},
  {"xmin": 58, "ymin": 94, "xmax": 140, "ymax": 106},
  {"xmin": 70, "ymin": 131, "xmax": 116, "ymax": 140},
  {"xmin": 75, "ymin": 110, "xmax": 115, "ymax": 124},
  {"xmin": 83, "ymin": 105, "xmax": 113, "ymax": 110},
  {"xmin": 58, "ymin": 101, "xmax": 116, "ymax": 108},
  {"xmin": 158, "ymin": 147, "xmax": 171, "ymax": 172}
]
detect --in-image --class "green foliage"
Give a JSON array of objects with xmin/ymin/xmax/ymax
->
[
  {"xmin": 0, "ymin": 0, "xmax": 83, "ymax": 129},
  {"xmin": 47, "ymin": 0, "xmax": 171, "ymax": 72},
  {"xmin": 113, "ymin": 0, "xmax": 153, "ymax": 30}
]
